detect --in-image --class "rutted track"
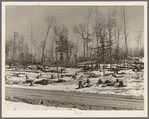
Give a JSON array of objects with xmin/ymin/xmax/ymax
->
[{"xmin": 5, "ymin": 87, "xmax": 144, "ymax": 110}]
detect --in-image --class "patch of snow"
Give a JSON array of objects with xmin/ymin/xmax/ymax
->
[
  {"xmin": 5, "ymin": 101, "xmax": 79, "ymax": 110},
  {"xmin": 5, "ymin": 67, "xmax": 144, "ymax": 97}
]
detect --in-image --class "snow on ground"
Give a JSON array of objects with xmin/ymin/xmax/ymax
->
[
  {"xmin": 5, "ymin": 67, "xmax": 144, "ymax": 97},
  {"xmin": 5, "ymin": 101, "xmax": 79, "ymax": 110}
]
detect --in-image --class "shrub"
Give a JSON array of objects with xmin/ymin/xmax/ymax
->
[
  {"xmin": 57, "ymin": 79, "xmax": 66, "ymax": 83},
  {"xmin": 116, "ymin": 79, "xmax": 119, "ymax": 82},
  {"xmin": 104, "ymin": 80, "xmax": 111, "ymax": 84},
  {"xmin": 25, "ymin": 79, "xmax": 34, "ymax": 83},
  {"xmin": 34, "ymin": 79, "xmax": 48, "ymax": 85},
  {"xmin": 97, "ymin": 79, "xmax": 103, "ymax": 84},
  {"xmin": 13, "ymin": 80, "xmax": 20, "ymax": 84},
  {"xmin": 86, "ymin": 79, "xmax": 91, "ymax": 84},
  {"xmin": 61, "ymin": 74, "xmax": 64, "ymax": 78},
  {"xmin": 72, "ymin": 75, "xmax": 76, "ymax": 79}
]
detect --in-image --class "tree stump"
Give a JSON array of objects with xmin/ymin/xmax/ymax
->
[
  {"xmin": 61, "ymin": 74, "xmax": 64, "ymax": 78},
  {"xmin": 135, "ymin": 69, "xmax": 137, "ymax": 73},
  {"xmin": 79, "ymin": 80, "xmax": 83, "ymax": 89},
  {"xmin": 86, "ymin": 79, "xmax": 91, "ymax": 84},
  {"xmin": 36, "ymin": 75, "xmax": 39, "ymax": 79},
  {"xmin": 51, "ymin": 75, "xmax": 54, "ymax": 79},
  {"xmin": 115, "ymin": 69, "xmax": 118, "ymax": 74},
  {"xmin": 97, "ymin": 79, "xmax": 103, "ymax": 84},
  {"xmin": 29, "ymin": 81, "xmax": 34, "ymax": 86},
  {"xmin": 118, "ymin": 81, "xmax": 124, "ymax": 87},
  {"xmin": 16, "ymin": 73, "xmax": 19, "ymax": 77},
  {"xmin": 116, "ymin": 79, "xmax": 119, "ymax": 82},
  {"xmin": 26, "ymin": 75, "xmax": 29, "ymax": 79},
  {"xmin": 137, "ymin": 66, "xmax": 141, "ymax": 72},
  {"xmin": 75, "ymin": 72, "xmax": 77, "ymax": 75},
  {"xmin": 72, "ymin": 75, "xmax": 76, "ymax": 79}
]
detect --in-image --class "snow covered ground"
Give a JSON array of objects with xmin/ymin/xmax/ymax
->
[
  {"xmin": 5, "ymin": 101, "xmax": 79, "ymax": 110},
  {"xmin": 5, "ymin": 67, "xmax": 144, "ymax": 97}
]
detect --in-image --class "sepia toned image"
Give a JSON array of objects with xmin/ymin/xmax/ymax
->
[{"xmin": 2, "ymin": 2, "xmax": 148, "ymax": 117}]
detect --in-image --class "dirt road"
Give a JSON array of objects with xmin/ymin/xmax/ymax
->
[{"xmin": 5, "ymin": 87, "xmax": 144, "ymax": 110}]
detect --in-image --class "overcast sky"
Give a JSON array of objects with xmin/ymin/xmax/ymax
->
[{"xmin": 6, "ymin": 5, "xmax": 144, "ymax": 56}]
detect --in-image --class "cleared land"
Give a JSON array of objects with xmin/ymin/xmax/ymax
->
[
  {"xmin": 5, "ymin": 67, "xmax": 144, "ymax": 97},
  {"xmin": 5, "ymin": 65, "xmax": 144, "ymax": 110}
]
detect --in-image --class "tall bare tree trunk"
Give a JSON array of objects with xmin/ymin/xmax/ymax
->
[
  {"xmin": 42, "ymin": 15, "xmax": 55, "ymax": 68},
  {"xmin": 31, "ymin": 25, "xmax": 33, "ymax": 70},
  {"xmin": 123, "ymin": 7, "xmax": 128, "ymax": 63},
  {"xmin": 117, "ymin": 31, "xmax": 120, "ymax": 64},
  {"xmin": 42, "ymin": 26, "xmax": 50, "ymax": 64},
  {"xmin": 96, "ymin": 34, "xmax": 99, "ymax": 71},
  {"xmin": 86, "ymin": 28, "xmax": 89, "ymax": 59},
  {"xmin": 66, "ymin": 40, "xmax": 69, "ymax": 66},
  {"xmin": 51, "ymin": 41, "xmax": 54, "ymax": 70},
  {"xmin": 56, "ymin": 51, "xmax": 59, "ymax": 80},
  {"xmin": 139, "ymin": 31, "xmax": 141, "ymax": 57},
  {"xmin": 83, "ymin": 39, "xmax": 86, "ymax": 59},
  {"xmin": 109, "ymin": 27, "xmax": 112, "ymax": 70},
  {"xmin": 13, "ymin": 32, "xmax": 17, "ymax": 61}
]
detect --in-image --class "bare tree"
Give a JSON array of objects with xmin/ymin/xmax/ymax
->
[
  {"xmin": 73, "ymin": 23, "xmax": 87, "ymax": 59},
  {"xmin": 12, "ymin": 32, "xmax": 19, "ymax": 61},
  {"xmin": 135, "ymin": 28, "xmax": 143, "ymax": 61},
  {"xmin": 73, "ymin": 9, "xmax": 93, "ymax": 60},
  {"xmin": 55, "ymin": 50, "xmax": 59, "ymax": 80},
  {"xmin": 107, "ymin": 11, "xmax": 116, "ymax": 69},
  {"xmin": 109, "ymin": 8, "xmax": 122, "ymax": 66},
  {"xmin": 18, "ymin": 35, "xmax": 25, "ymax": 61},
  {"xmin": 41, "ymin": 15, "xmax": 55, "ymax": 65},
  {"xmin": 85, "ymin": 8, "xmax": 93, "ymax": 59},
  {"xmin": 120, "ymin": 7, "xmax": 131, "ymax": 61},
  {"xmin": 67, "ymin": 42, "xmax": 74, "ymax": 66},
  {"xmin": 5, "ymin": 33, "xmax": 31, "ymax": 70},
  {"xmin": 32, "ymin": 38, "xmax": 37, "ymax": 63},
  {"xmin": 30, "ymin": 25, "xmax": 37, "ymax": 64},
  {"xmin": 72, "ymin": 42, "xmax": 78, "ymax": 65},
  {"xmin": 17, "ymin": 34, "xmax": 32, "ymax": 69},
  {"xmin": 5, "ymin": 38, "xmax": 11, "ymax": 61},
  {"xmin": 92, "ymin": 8, "xmax": 100, "ymax": 70}
]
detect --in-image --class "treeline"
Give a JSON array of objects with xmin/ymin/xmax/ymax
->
[{"xmin": 5, "ymin": 6, "xmax": 144, "ymax": 68}]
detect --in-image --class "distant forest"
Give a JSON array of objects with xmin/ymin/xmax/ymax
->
[{"xmin": 5, "ymin": 6, "xmax": 144, "ymax": 67}]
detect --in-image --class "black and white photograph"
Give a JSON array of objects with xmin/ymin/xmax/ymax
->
[{"xmin": 2, "ymin": 1, "xmax": 148, "ymax": 117}]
